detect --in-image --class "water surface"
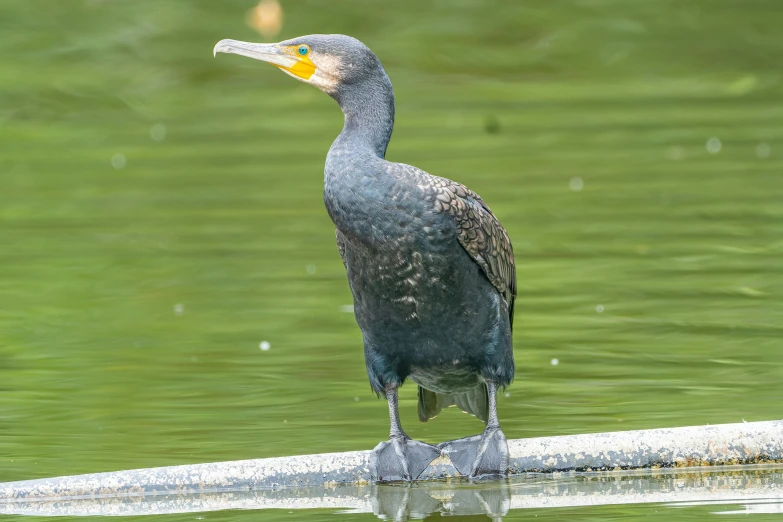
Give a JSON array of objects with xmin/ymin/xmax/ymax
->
[{"xmin": 1, "ymin": 1, "xmax": 782, "ymax": 520}]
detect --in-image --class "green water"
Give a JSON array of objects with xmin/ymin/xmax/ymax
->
[{"xmin": 1, "ymin": 0, "xmax": 782, "ymax": 520}]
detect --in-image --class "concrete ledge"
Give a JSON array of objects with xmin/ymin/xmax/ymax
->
[
  {"xmin": 0, "ymin": 420, "xmax": 781, "ymax": 501},
  {"xmin": 2, "ymin": 467, "xmax": 783, "ymax": 517}
]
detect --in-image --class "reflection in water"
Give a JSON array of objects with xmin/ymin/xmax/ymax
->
[
  {"xmin": 1, "ymin": 467, "xmax": 783, "ymax": 520},
  {"xmin": 369, "ymin": 482, "xmax": 510, "ymax": 520}
]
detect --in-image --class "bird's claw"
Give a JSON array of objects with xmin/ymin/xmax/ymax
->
[
  {"xmin": 370, "ymin": 436, "xmax": 440, "ymax": 482},
  {"xmin": 438, "ymin": 427, "xmax": 509, "ymax": 478}
]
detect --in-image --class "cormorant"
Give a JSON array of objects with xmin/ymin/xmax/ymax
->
[{"xmin": 214, "ymin": 34, "xmax": 516, "ymax": 482}]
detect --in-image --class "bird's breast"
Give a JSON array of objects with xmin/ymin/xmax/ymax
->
[
  {"xmin": 337, "ymin": 230, "xmax": 482, "ymax": 334},
  {"xmin": 325, "ymin": 179, "xmax": 451, "ymax": 253},
  {"xmin": 324, "ymin": 157, "xmax": 484, "ymax": 329}
]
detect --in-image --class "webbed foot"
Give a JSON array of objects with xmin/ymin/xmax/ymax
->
[
  {"xmin": 438, "ymin": 427, "xmax": 509, "ymax": 478},
  {"xmin": 370, "ymin": 436, "xmax": 440, "ymax": 482}
]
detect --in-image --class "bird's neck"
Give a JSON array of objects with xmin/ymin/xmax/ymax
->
[{"xmin": 332, "ymin": 73, "xmax": 395, "ymax": 158}]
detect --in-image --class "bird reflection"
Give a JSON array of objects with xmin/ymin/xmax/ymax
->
[{"xmin": 371, "ymin": 482, "xmax": 510, "ymax": 521}]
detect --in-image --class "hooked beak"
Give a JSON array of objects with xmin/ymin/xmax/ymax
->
[{"xmin": 213, "ymin": 39, "xmax": 316, "ymax": 81}]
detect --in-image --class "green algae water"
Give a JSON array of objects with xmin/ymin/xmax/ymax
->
[{"xmin": 1, "ymin": 1, "xmax": 782, "ymax": 520}]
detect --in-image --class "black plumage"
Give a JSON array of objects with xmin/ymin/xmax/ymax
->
[{"xmin": 215, "ymin": 34, "xmax": 516, "ymax": 482}]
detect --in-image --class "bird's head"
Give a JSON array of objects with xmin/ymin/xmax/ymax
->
[{"xmin": 213, "ymin": 34, "xmax": 384, "ymax": 97}]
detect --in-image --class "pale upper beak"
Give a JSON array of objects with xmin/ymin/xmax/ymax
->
[
  {"xmin": 213, "ymin": 39, "xmax": 296, "ymax": 68},
  {"xmin": 213, "ymin": 39, "xmax": 317, "ymax": 81}
]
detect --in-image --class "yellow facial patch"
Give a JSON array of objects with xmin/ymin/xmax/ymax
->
[{"xmin": 278, "ymin": 45, "xmax": 316, "ymax": 80}]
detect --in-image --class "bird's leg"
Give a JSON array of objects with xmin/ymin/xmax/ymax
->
[
  {"xmin": 370, "ymin": 386, "xmax": 440, "ymax": 483},
  {"xmin": 438, "ymin": 381, "xmax": 509, "ymax": 478}
]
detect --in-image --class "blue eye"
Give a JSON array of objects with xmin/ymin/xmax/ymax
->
[{"xmin": 298, "ymin": 45, "xmax": 309, "ymax": 56}]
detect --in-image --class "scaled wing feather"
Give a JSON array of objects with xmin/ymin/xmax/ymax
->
[{"xmin": 426, "ymin": 175, "xmax": 517, "ymax": 328}]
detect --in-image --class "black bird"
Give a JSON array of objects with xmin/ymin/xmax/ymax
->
[{"xmin": 214, "ymin": 35, "xmax": 516, "ymax": 482}]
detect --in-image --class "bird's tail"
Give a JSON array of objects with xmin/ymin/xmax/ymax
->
[{"xmin": 417, "ymin": 383, "xmax": 488, "ymax": 424}]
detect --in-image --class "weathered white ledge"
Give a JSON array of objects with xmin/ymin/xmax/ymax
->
[
  {"xmin": 2, "ymin": 468, "xmax": 783, "ymax": 517},
  {"xmin": 0, "ymin": 420, "xmax": 781, "ymax": 501}
]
